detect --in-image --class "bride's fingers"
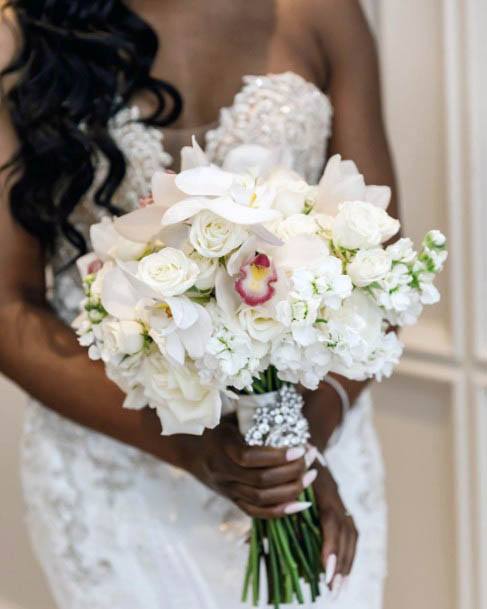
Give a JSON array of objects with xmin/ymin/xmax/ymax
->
[
  {"xmin": 320, "ymin": 510, "xmax": 340, "ymax": 589},
  {"xmin": 219, "ymin": 458, "xmax": 308, "ymax": 488},
  {"xmin": 227, "ymin": 479, "xmax": 305, "ymax": 507},
  {"xmin": 341, "ymin": 519, "xmax": 359, "ymax": 576},
  {"xmin": 224, "ymin": 437, "xmax": 306, "ymax": 469}
]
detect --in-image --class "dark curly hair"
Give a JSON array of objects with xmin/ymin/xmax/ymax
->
[{"xmin": 0, "ymin": 0, "xmax": 182, "ymax": 261}]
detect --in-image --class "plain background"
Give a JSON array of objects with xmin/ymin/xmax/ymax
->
[{"xmin": 1, "ymin": 0, "xmax": 485, "ymax": 608}]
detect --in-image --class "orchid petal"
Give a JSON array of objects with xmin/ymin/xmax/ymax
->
[
  {"xmin": 114, "ymin": 204, "xmax": 167, "ymax": 243},
  {"xmin": 271, "ymin": 234, "xmax": 330, "ymax": 271},
  {"xmin": 165, "ymin": 332, "xmax": 186, "ymax": 366},
  {"xmin": 101, "ymin": 266, "xmax": 139, "ymax": 320},
  {"xmin": 160, "ymin": 197, "xmax": 207, "ymax": 226},
  {"xmin": 204, "ymin": 196, "xmax": 279, "ymax": 225},
  {"xmin": 249, "ymin": 224, "xmax": 284, "ymax": 246},
  {"xmin": 152, "ymin": 171, "xmax": 185, "ymax": 207},
  {"xmin": 227, "ymin": 236, "xmax": 259, "ymax": 276},
  {"xmin": 90, "ymin": 219, "xmax": 118, "ymax": 261},
  {"xmin": 178, "ymin": 306, "xmax": 213, "ymax": 359},
  {"xmin": 165, "ymin": 296, "xmax": 199, "ymax": 330},
  {"xmin": 117, "ymin": 260, "xmax": 160, "ymax": 300},
  {"xmin": 175, "ymin": 165, "xmax": 235, "ymax": 197},
  {"xmin": 76, "ymin": 253, "xmax": 100, "ymax": 279},
  {"xmin": 215, "ymin": 266, "xmax": 240, "ymax": 317},
  {"xmin": 365, "ymin": 185, "xmax": 392, "ymax": 210},
  {"xmin": 180, "ymin": 135, "xmax": 210, "ymax": 171}
]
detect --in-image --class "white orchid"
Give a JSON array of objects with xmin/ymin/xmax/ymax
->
[{"xmin": 316, "ymin": 154, "xmax": 392, "ymax": 215}]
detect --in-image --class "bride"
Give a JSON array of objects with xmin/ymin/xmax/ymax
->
[{"xmin": 0, "ymin": 1, "xmax": 398, "ymax": 608}]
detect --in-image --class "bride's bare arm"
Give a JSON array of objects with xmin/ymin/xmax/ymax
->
[{"xmin": 302, "ymin": 0, "xmax": 400, "ymax": 449}]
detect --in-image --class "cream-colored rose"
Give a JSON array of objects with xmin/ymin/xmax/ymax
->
[
  {"xmin": 347, "ymin": 248, "xmax": 392, "ymax": 287},
  {"xmin": 188, "ymin": 250, "xmax": 219, "ymax": 290},
  {"xmin": 137, "ymin": 247, "xmax": 199, "ymax": 297},
  {"xmin": 189, "ymin": 210, "xmax": 247, "ymax": 258},
  {"xmin": 272, "ymin": 213, "xmax": 319, "ymax": 241},
  {"xmin": 143, "ymin": 354, "xmax": 222, "ymax": 435},
  {"xmin": 268, "ymin": 170, "xmax": 317, "ymax": 217},
  {"xmin": 333, "ymin": 201, "xmax": 399, "ymax": 250},
  {"xmin": 238, "ymin": 307, "xmax": 283, "ymax": 342},
  {"xmin": 102, "ymin": 320, "xmax": 144, "ymax": 356}
]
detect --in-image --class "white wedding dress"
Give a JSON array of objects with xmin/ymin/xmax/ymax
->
[{"xmin": 21, "ymin": 72, "xmax": 387, "ymax": 609}]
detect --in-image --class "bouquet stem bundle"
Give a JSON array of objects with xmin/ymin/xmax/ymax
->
[{"xmin": 241, "ymin": 371, "xmax": 325, "ymax": 607}]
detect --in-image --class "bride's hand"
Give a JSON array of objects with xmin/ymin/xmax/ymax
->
[
  {"xmin": 313, "ymin": 464, "xmax": 359, "ymax": 593},
  {"xmin": 181, "ymin": 417, "xmax": 310, "ymax": 519}
]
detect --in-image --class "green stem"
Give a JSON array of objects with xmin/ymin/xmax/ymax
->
[
  {"xmin": 251, "ymin": 521, "xmax": 260, "ymax": 606},
  {"xmin": 271, "ymin": 520, "xmax": 305, "ymax": 604},
  {"xmin": 267, "ymin": 522, "xmax": 282, "ymax": 609}
]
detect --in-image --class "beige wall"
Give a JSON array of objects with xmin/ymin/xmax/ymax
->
[{"xmin": 0, "ymin": 1, "xmax": 483, "ymax": 608}]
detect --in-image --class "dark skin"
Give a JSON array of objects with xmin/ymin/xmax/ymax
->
[{"xmin": 0, "ymin": 0, "xmax": 398, "ymax": 591}]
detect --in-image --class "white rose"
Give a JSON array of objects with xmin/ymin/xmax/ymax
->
[
  {"xmin": 347, "ymin": 248, "xmax": 392, "ymax": 287},
  {"xmin": 272, "ymin": 214, "xmax": 319, "ymax": 241},
  {"xmin": 102, "ymin": 320, "xmax": 144, "ymax": 356},
  {"xmin": 238, "ymin": 307, "xmax": 283, "ymax": 342},
  {"xmin": 190, "ymin": 210, "xmax": 247, "ymax": 258},
  {"xmin": 188, "ymin": 250, "xmax": 219, "ymax": 290},
  {"xmin": 333, "ymin": 201, "xmax": 400, "ymax": 250},
  {"xmin": 137, "ymin": 247, "xmax": 199, "ymax": 297},
  {"xmin": 143, "ymin": 354, "xmax": 222, "ymax": 435}
]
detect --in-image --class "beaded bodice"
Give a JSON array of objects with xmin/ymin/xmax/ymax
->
[{"xmin": 50, "ymin": 72, "xmax": 333, "ymax": 323}]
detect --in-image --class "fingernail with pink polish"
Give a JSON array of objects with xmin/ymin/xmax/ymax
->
[
  {"xmin": 302, "ymin": 468, "xmax": 318, "ymax": 489},
  {"xmin": 325, "ymin": 554, "xmax": 337, "ymax": 585},
  {"xmin": 284, "ymin": 501, "xmax": 312, "ymax": 515},
  {"xmin": 332, "ymin": 575, "xmax": 343, "ymax": 599},
  {"xmin": 286, "ymin": 447, "xmax": 306, "ymax": 462},
  {"xmin": 305, "ymin": 447, "xmax": 318, "ymax": 468}
]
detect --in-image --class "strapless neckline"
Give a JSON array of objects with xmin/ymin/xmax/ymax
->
[{"xmin": 123, "ymin": 71, "xmax": 332, "ymax": 168}]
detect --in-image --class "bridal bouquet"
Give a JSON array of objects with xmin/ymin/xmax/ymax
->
[{"xmin": 74, "ymin": 138, "xmax": 447, "ymax": 605}]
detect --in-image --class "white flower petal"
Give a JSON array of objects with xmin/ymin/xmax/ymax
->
[
  {"xmin": 215, "ymin": 267, "xmax": 240, "ymax": 317},
  {"xmin": 101, "ymin": 266, "xmax": 139, "ymax": 320},
  {"xmin": 114, "ymin": 204, "xmax": 167, "ymax": 243},
  {"xmin": 175, "ymin": 165, "xmax": 235, "ymax": 196},
  {"xmin": 165, "ymin": 296, "xmax": 199, "ymax": 329},
  {"xmin": 152, "ymin": 171, "xmax": 185, "ymax": 206},
  {"xmin": 365, "ymin": 185, "xmax": 392, "ymax": 210}
]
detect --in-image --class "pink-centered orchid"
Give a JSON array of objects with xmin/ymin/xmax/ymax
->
[{"xmin": 235, "ymin": 253, "xmax": 278, "ymax": 306}]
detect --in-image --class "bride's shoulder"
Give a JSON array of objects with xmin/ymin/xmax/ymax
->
[{"xmin": 0, "ymin": 2, "xmax": 21, "ymax": 92}]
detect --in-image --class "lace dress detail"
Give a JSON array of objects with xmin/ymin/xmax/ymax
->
[{"xmin": 21, "ymin": 71, "xmax": 387, "ymax": 609}]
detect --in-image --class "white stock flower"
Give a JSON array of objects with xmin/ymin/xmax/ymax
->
[
  {"xmin": 426, "ymin": 230, "xmax": 447, "ymax": 248},
  {"xmin": 101, "ymin": 320, "xmax": 145, "ymax": 358},
  {"xmin": 136, "ymin": 248, "xmax": 199, "ymax": 297},
  {"xmin": 332, "ymin": 201, "xmax": 399, "ymax": 250},
  {"xmin": 291, "ymin": 256, "xmax": 352, "ymax": 310},
  {"xmin": 387, "ymin": 238, "xmax": 416, "ymax": 263},
  {"xmin": 200, "ymin": 306, "xmax": 267, "ymax": 390},
  {"xmin": 347, "ymin": 248, "xmax": 392, "ymax": 287},
  {"xmin": 189, "ymin": 210, "xmax": 247, "ymax": 258},
  {"xmin": 325, "ymin": 290, "xmax": 383, "ymax": 367}
]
